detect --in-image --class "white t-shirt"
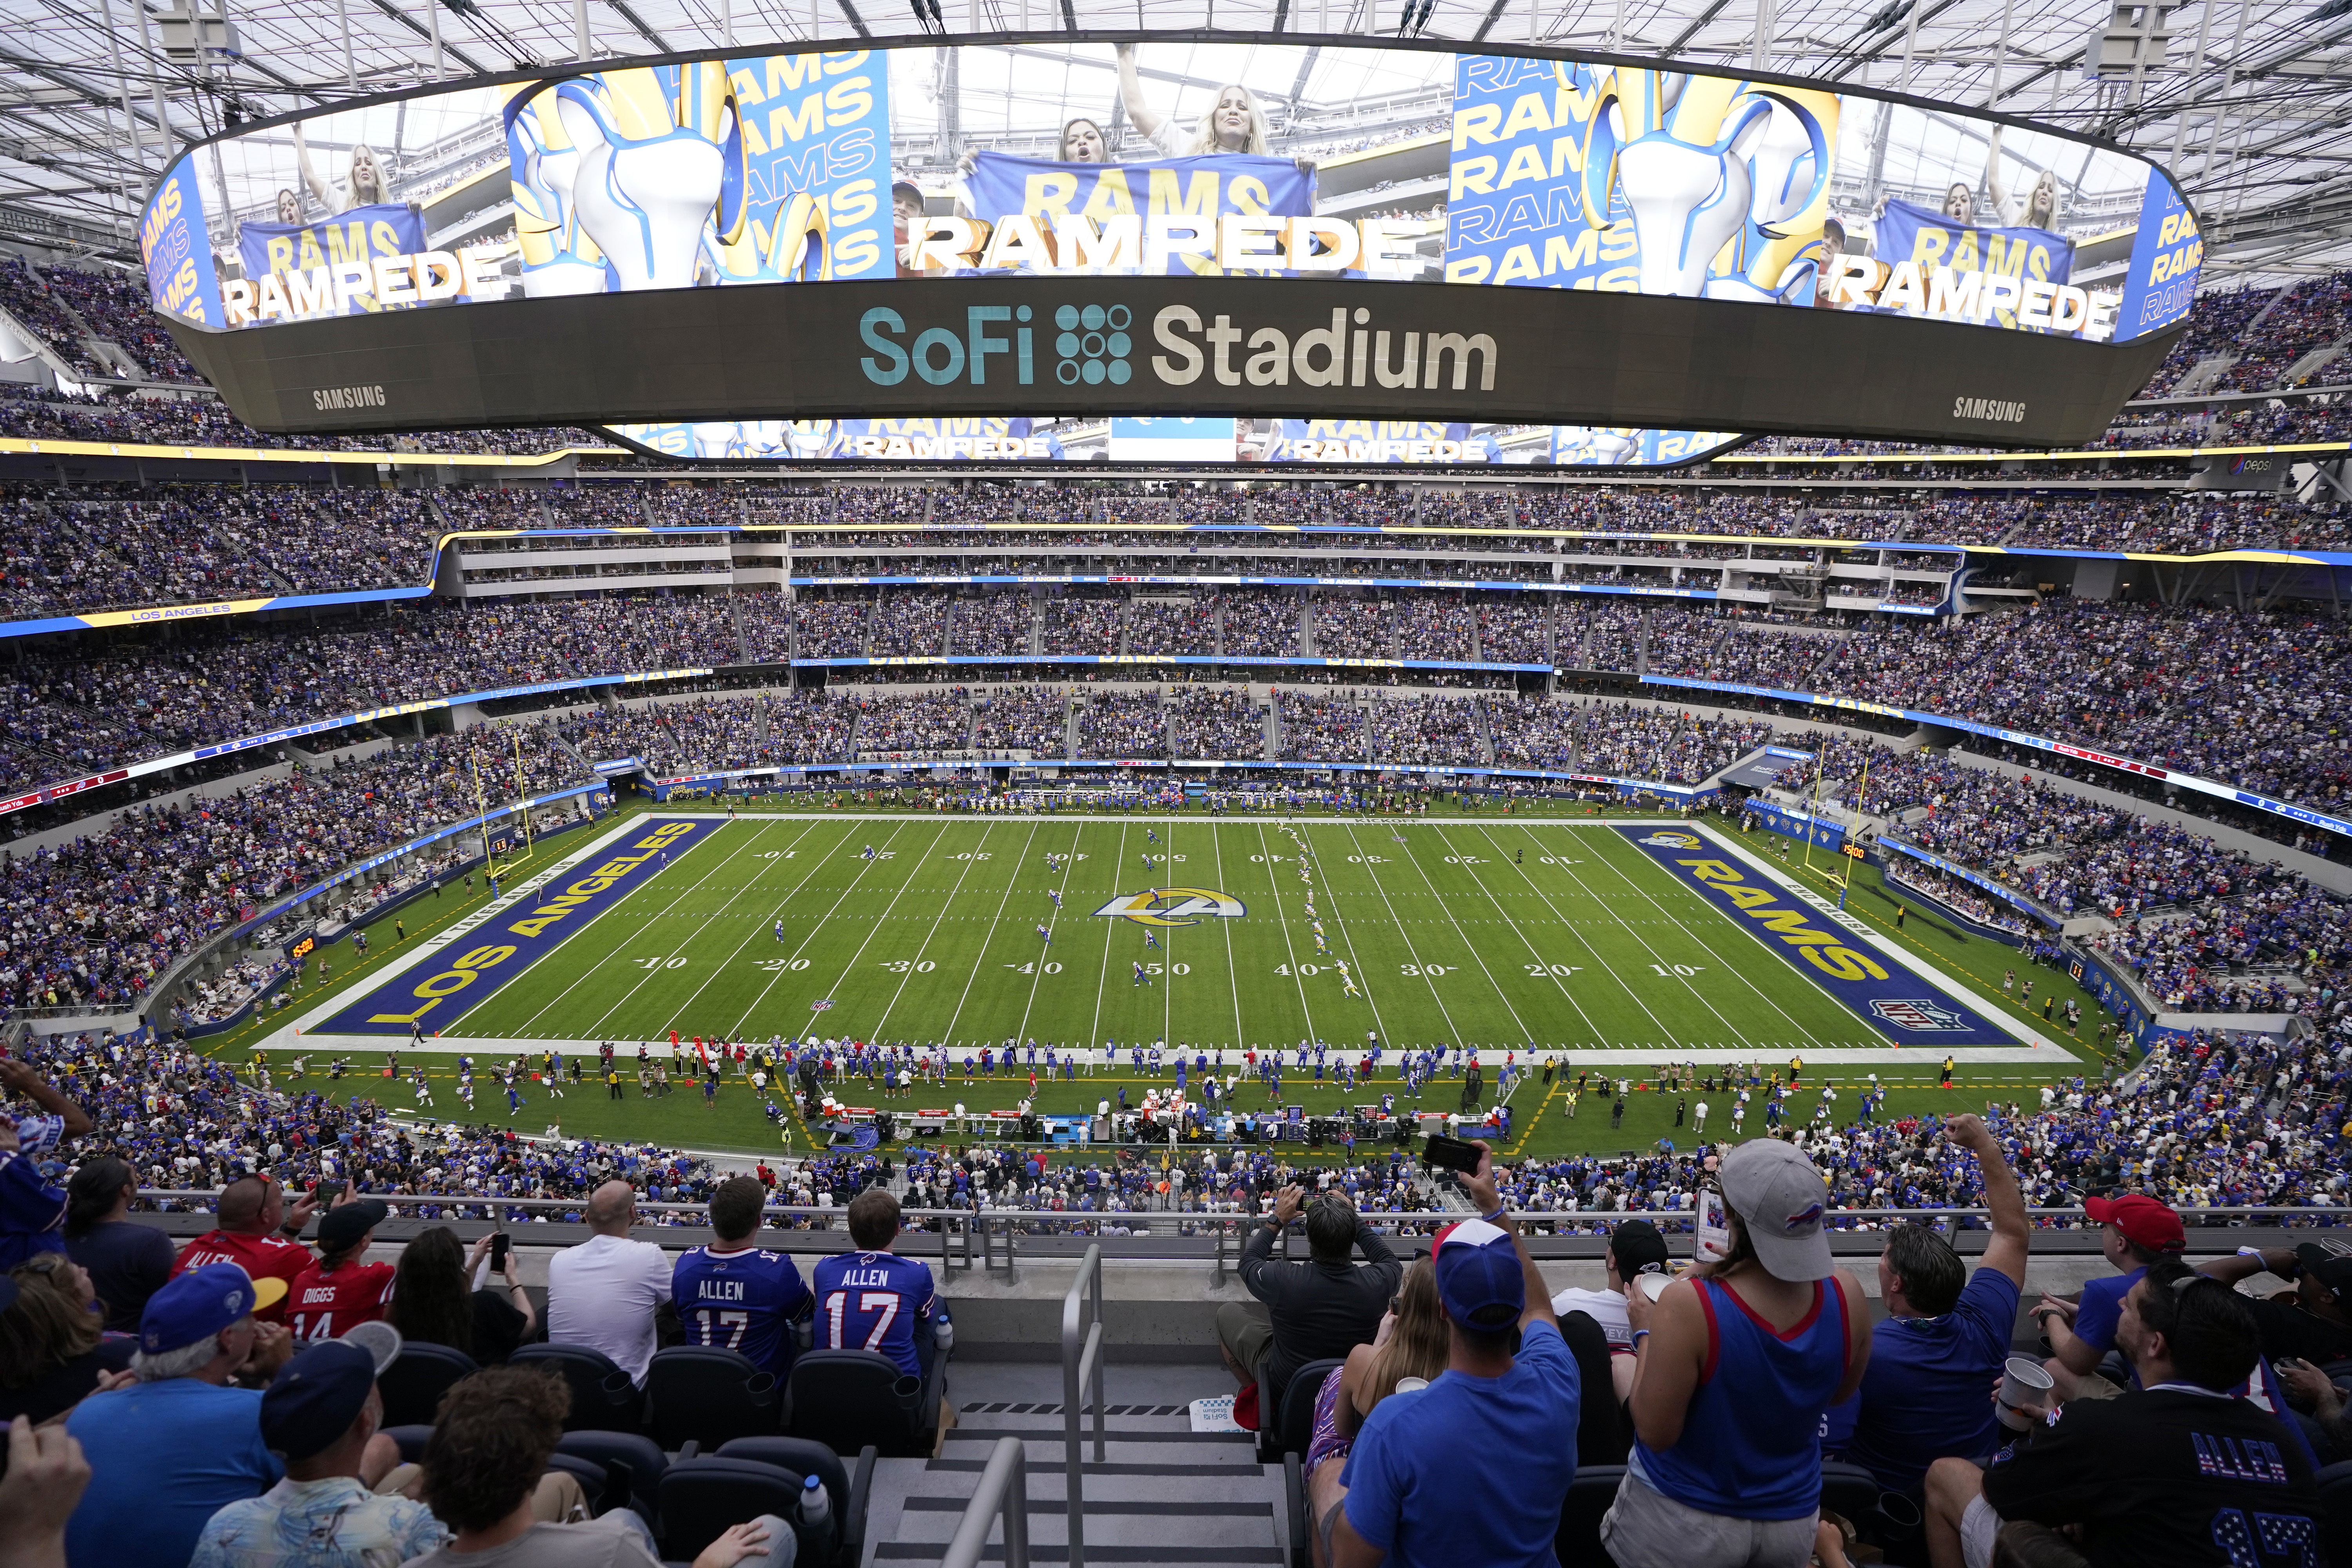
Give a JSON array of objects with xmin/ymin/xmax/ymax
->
[
  {"xmin": 546, "ymin": 1233, "xmax": 674, "ymax": 1385},
  {"xmin": 1550, "ymin": 1285, "xmax": 1633, "ymax": 1349}
]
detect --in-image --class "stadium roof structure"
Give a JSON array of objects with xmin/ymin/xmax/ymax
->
[{"xmin": 0, "ymin": 0, "xmax": 2345, "ymax": 278}]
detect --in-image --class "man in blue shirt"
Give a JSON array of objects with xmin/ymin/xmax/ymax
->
[
  {"xmin": 813, "ymin": 1189, "xmax": 939, "ymax": 1379},
  {"xmin": 1828, "ymin": 1114, "xmax": 2030, "ymax": 1495},
  {"xmin": 66, "ymin": 1263, "xmax": 295, "ymax": 1568},
  {"xmin": 1335, "ymin": 1142, "xmax": 1579, "ymax": 1568},
  {"xmin": 2035, "ymin": 1191, "xmax": 2185, "ymax": 1398},
  {"xmin": 673, "ymin": 1175, "xmax": 811, "ymax": 1377}
]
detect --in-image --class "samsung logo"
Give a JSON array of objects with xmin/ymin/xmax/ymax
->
[
  {"xmin": 313, "ymin": 384, "xmax": 387, "ymax": 411},
  {"xmin": 1952, "ymin": 396, "xmax": 2026, "ymax": 424}
]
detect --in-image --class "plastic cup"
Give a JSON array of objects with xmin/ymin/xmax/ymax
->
[{"xmin": 1997, "ymin": 1355, "xmax": 2054, "ymax": 1430}]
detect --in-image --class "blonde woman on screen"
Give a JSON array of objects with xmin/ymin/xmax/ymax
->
[
  {"xmin": 294, "ymin": 122, "xmax": 390, "ymax": 212},
  {"xmin": 1984, "ymin": 128, "xmax": 2061, "ymax": 230},
  {"xmin": 1115, "ymin": 44, "xmax": 1274, "ymax": 157}
]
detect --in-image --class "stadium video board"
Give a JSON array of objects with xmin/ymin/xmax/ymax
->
[
  {"xmin": 145, "ymin": 35, "xmax": 2198, "ymax": 445},
  {"xmin": 599, "ymin": 416, "xmax": 1740, "ymax": 466}
]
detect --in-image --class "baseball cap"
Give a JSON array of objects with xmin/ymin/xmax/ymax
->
[
  {"xmin": 318, "ymin": 1198, "xmax": 389, "ymax": 1251},
  {"xmin": 2295, "ymin": 1243, "xmax": 2352, "ymax": 1301},
  {"xmin": 141, "ymin": 1262, "xmax": 286, "ymax": 1354},
  {"xmin": 261, "ymin": 1339, "xmax": 379, "ymax": 1462},
  {"xmin": 1434, "ymin": 1218, "xmax": 1523, "ymax": 1327},
  {"xmin": 1719, "ymin": 1140, "xmax": 1834, "ymax": 1282},
  {"xmin": 2083, "ymin": 1193, "xmax": 2185, "ymax": 1255},
  {"xmin": 1608, "ymin": 1219, "xmax": 1671, "ymax": 1278}
]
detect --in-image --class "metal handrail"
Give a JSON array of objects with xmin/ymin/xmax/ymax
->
[
  {"xmin": 1062, "ymin": 1242, "xmax": 1109, "ymax": 1568},
  {"xmin": 126, "ymin": 1192, "xmax": 2352, "ymax": 1234},
  {"xmin": 939, "ymin": 1435, "xmax": 1031, "ymax": 1568}
]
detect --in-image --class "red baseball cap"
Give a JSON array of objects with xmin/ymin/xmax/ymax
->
[{"xmin": 2085, "ymin": 1193, "xmax": 2185, "ymax": 1254}]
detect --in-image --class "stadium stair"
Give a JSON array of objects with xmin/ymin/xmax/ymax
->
[{"xmin": 864, "ymin": 1385, "xmax": 1285, "ymax": 1566}]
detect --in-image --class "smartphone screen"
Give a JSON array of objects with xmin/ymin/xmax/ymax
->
[
  {"xmin": 1423, "ymin": 1134, "xmax": 1483, "ymax": 1174},
  {"xmin": 488, "ymin": 1233, "xmax": 510, "ymax": 1270}
]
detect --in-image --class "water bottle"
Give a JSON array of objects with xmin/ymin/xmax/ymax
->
[
  {"xmin": 934, "ymin": 1310, "xmax": 954, "ymax": 1354},
  {"xmin": 799, "ymin": 1474, "xmax": 831, "ymax": 1534}
]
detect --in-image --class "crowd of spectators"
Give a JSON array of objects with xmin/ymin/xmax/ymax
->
[
  {"xmin": 948, "ymin": 592, "xmax": 1033, "ymax": 656},
  {"xmin": 968, "ymin": 688, "xmax": 1068, "ymax": 756},
  {"xmin": 1276, "ymin": 690, "xmax": 1370, "ymax": 762},
  {"xmin": 1169, "ymin": 687, "xmax": 1265, "ymax": 758},
  {"xmin": 1040, "ymin": 592, "xmax": 1123, "ymax": 655},
  {"xmin": 563, "ymin": 694, "xmax": 853, "ymax": 775},
  {"xmin": 849, "ymin": 691, "xmax": 970, "ymax": 757},
  {"xmin": 0, "ymin": 721, "xmax": 586, "ymax": 1013},
  {"xmin": 1075, "ymin": 690, "xmax": 1165, "ymax": 759},
  {"xmin": 1311, "ymin": 596, "xmax": 1394, "ymax": 659}
]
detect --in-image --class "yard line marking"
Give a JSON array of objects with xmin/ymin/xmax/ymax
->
[
  {"xmin": 1012, "ymin": 823, "xmax": 1084, "ymax": 1048},
  {"xmin": 1351, "ymin": 820, "xmax": 1531, "ymax": 1044},
  {"xmin": 1207, "ymin": 823, "xmax": 1247, "ymax": 1047},
  {"xmin": 711, "ymin": 819, "xmax": 921, "ymax": 1036},
  {"xmin": 1577, "ymin": 824, "xmax": 1829, "ymax": 1048},
  {"xmin": 505, "ymin": 818, "xmax": 808, "ymax": 1039},
  {"xmin": 1317, "ymin": 822, "xmax": 1463, "ymax": 1046},
  {"xmin": 1445, "ymin": 823, "xmax": 1606, "ymax": 1046},
  {"xmin": 869, "ymin": 819, "xmax": 1006, "ymax": 1042},
  {"xmin": 941, "ymin": 819, "xmax": 1044, "ymax": 1045},
  {"xmin": 1294, "ymin": 825, "xmax": 1391, "ymax": 1047},
  {"xmin": 1086, "ymin": 823, "xmax": 1129, "ymax": 1053},
  {"xmin": 1250, "ymin": 822, "xmax": 1321, "ymax": 1043},
  {"xmin": 1477, "ymin": 823, "xmax": 1683, "ymax": 1047},
  {"xmin": 802, "ymin": 820, "xmax": 967, "ymax": 1040}
]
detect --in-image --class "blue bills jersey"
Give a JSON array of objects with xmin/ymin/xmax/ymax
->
[
  {"xmin": 671, "ymin": 1245, "xmax": 811, "ymax": 1376},
  {"xmin": 812, "ymin": 1249, "xmax": 937, "ymax": 1377}
]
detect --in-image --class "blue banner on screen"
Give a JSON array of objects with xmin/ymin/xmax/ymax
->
[
  {"xmin": 604, "ymin": 417, "xmax": 1061, "ymax": 459},
  {"xmin": 1867, "ymin": 200, "xmax": 2075, "ymax": 330},
  {"xmin": 140, "ymin": 160, "xmax": 224, "ymax": 327},
  {"xmin": 310, "ymin": 817, "xmax": 716, "ymax": 1035},
  {"xmin": 1550, "ymin": 427, "xmax": 1739, "ymax": 465},
  {"xmin": 1111, "ymin": 417, "xmax": 1236, "ymax": 461},
  {"xmin": 1269, "ymin": 421, "xmax": 1492, "ymax": 463},
  {"xmin": 2115, "ymin": 177, "xmax": 2201, "ymax": 344},
  {"xmin": 1613, "ymin": 826, "xmax": 2015, "ymax": 1045},
  {"xmin": 236, "ymin": 204, "xmax": 427, "ymax": 317},
  {"xmin": 958, "ymin": 150, "xmax": 1315, "ymax": 276}
]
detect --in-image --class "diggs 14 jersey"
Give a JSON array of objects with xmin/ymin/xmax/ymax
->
[
  {"xmin": 284, "ymin": 1258, "xmax": 396, "ymax": 1341},
  {"xmin": 811, "ymin": 1250, "xmax": 936, "ymax": 1377},
  {"xmin": 670, "ymin": 1246, "xmax": 811, "ymax": 1377}
]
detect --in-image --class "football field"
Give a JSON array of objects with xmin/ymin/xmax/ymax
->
[{"xmin": 289, "ymin": 811, "xmax": 2054, "ymax": 1063}]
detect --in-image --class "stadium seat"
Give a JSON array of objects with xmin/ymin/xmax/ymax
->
[
  {"xmin": 2314, "ymin": 1459, "xmax": 2352, "ymax": 1568},
  {"xmin": 1819, "ymin": 1459, "xmax": 1888, "ymax": 1533},
  {"xmin": 383, "ymin": 1425, "xmax": 434, "ymax": 1465},
  {"xmin": 377, "ymin": 1342, "xmax": 479, "ymax": 1428},
  {"xmin": 785, "ymin": 1349, "xmax": 939, "ymax": 1458},
  {"xmin": 657, "ymin": 1455, "xmax": 805, "ymax": 1564},
  {"xmin": 511, "ymin": 1342, "xmax": 646, "ymax": 1433},
  {"xmin": 1553, "ymin": 1463, "xmax": 1626, "ymax": 1568},
  {"xmin": 544, "ymin": 1452, "xmax": 608, "ymax": 1516},
  {"xmin": 556, "ymin": 1430, "xmax": 671, "ymax": 1522},
  {"xmin": 644, "ymin": 1346, "xmax": 782, "ymax": 1451},
  {"xmin": 1272, "ymin": 1357, "xmax": 1345, "ymax": 1541},
  {"xmin": 716, "ymin": 1436, "xmax": 876, "ymax": 1566}
]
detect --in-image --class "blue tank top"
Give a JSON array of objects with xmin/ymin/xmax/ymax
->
[{"xmin": 1635, "ymin": 1274, "xmax": 1852, "ymax": 1521}]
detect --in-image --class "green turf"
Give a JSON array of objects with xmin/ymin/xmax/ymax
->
[
  {"xmin": 447, "ymin": 814, "xmax": 1899, "ymax": 1053},
  {"xmin": 221, "ymin": 803, "xmax": 2122, "ymax": 1161}
]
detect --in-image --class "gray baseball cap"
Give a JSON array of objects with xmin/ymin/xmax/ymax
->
[{"xmin": 1719, "ymin": 1140, "xmax": 1835, "ymax": 1281}]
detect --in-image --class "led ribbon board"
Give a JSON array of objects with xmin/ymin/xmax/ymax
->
[{"xmin": 150, "ymin": 36, "xmax": 2194, "ymax": 445}]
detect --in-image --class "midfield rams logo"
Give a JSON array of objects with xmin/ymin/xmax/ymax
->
[
  {"xmin": 1637, "ymin": 831, "xmax": 1703, "ymax": 849},
  {"xmin": 1093, "ymin": 888, "xmax": 1246, "ymax": 928},
  {"xmin": 1869, "ymin": 998, "xmax": 1970, "ymax": 1032}
]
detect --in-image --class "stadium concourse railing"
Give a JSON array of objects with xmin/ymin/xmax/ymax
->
[{"xmin": 125, "ymin": 1194, "xmax": 2352, "ymax": 1260}]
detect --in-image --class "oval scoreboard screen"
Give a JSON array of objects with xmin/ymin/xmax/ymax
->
[{"xmin": 142, "ymin": 34, "xmax": 2200, "ymax": 446}]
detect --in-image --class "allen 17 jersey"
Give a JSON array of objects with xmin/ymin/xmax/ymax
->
[
  {"xmin": 811, "ymin": 1250, "xmax": 936, "ymax": 1377},
  {"xmin": 671, "ymin": 1246, "xmax": 811, "ymax": 1377}
]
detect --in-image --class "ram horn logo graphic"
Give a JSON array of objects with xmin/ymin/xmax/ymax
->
[
  {"xmin": 1580, "ymin": 66, "xmax": 1837, "ymax": 304},
  {"xmin": 1637, "ymin": 831, "xmax": 1704, "ymax": 849},
  {"xmin": 506, "ymin": 64, "xmax": 748, "ymax": 296},
  {"xmin": 1868, "ymin": 998, "xmax": 1970, "ymax": 1032},
  {"xmin": 1093, "ymin": 888, "xmax": 1246, "ymax": 928}
]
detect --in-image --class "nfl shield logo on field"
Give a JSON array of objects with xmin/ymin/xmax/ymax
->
[{"xmin": 1869, "ymin": 998, "xmax": 1968, "ymax": 1032}]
